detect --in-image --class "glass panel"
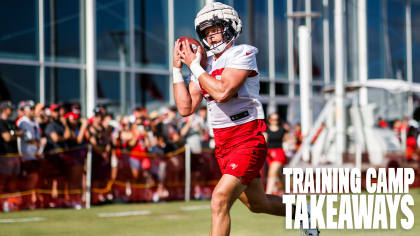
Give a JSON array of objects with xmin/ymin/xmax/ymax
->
[
  {"xmin": 276, "ymin": 104, "xmax": 288, "ymax": 122},
  {"xmin": 345, "ymin": 0, "xmax": 358, "ymax": 82},
  {"xmin": 97, "ymin": 70, "xmax": 130, "ymax": 115},
  {"xmin": 259, "ymin": 81, "xmax": 270, "ymax": 95},
  {"xmin": 328, "ymin": 0, "xmax": 335, "ymax": 82},
  {"xmin": 0, "ymin": 64, "xmax": 38, "ymax": 104},
  {"xmin": 174, "ymin": 0, "xmax": 203, "ymax": 39},
  {"xmin": 135, "ymin": 74, "xmax": 169, "ymax": 111},
  {"xmin": 413, "ymin": 3, "xmax": 420, "ymax": 83},
  {"xmin": 291, "ymin": 1, "xmax": 305, "ymax": 81},
  {"xmin": 367, "ymin": 0, "xmax": 407, "ymax": 79},
  {"xmin": 44, "ymin": 0, "xmax": 81, "ymax": 63},
  {"xmin": 135, "ymin": 0, "xmax": 168, "ymax": 69},
  {"xmin": 45, "ymin": 67, "xmax": 80, "ymax": 105},
  {"xmin": 275, "ymin": 83, "xmax": 288, "ymax": 96},
  {"xmin": 311, "ymin": 0, "xmax": 324, "ymax": 81},
  {"xmin": 234, "ymin": 0, "xmax": 269, "ymax": 76},
  {"xmin": 295, "ymin": 84, "xmax": 300, "ymax": 96},
  {"xmin": 96, "ymin": 0, "xmax": 130, "ymax": 66},
  {"xmin": 274, "ymin": 0, "xmax": 287, "ymax": 77},
  {"xmin": 0, "ymin": 1, "xmax": 37, "ymax": 60},
  {"xmin": 293, "ymin": 0, "xmax": 305, "ymax": 12}
]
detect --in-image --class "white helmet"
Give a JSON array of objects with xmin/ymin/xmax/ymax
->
[{"xmin": 194, "ymin": 2, "xmax": 242, "ymax": 54}]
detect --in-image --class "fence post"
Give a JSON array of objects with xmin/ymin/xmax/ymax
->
[
  {"xmin": 184, "ymin": 144, "xmax": 191, "ymax": 202},
  {"xmin": 85, "ymin": 144, "xmax": 92, "ymax": 209}
]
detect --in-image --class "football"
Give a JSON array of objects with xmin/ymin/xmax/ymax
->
[{"xmin": 178, "ymin": 36, "xmax": 207, "ymax": 69}]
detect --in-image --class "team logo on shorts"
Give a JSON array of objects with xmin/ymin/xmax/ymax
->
[{"xmin": 230, "ymin": 163, "xmax": 238, "ymax": 170}]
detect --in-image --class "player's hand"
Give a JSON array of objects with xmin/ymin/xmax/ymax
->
[
  {"xmin": 173, "ymin": 40, "xmax": 182, "ymax": 68},
  {"xmin": 180, "ymin": 40, "xmax": 201, "ymax": 68}
]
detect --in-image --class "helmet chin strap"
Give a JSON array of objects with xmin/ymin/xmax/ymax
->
[{"xmin": 209, "ymin": 41, "xmax": 228, "ymax": 54}]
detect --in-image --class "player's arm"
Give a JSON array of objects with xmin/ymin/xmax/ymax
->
[
  {"xmin": 197, "ymin": 68, "xmax": 249, "ymax": 103},
  {"xmin": 173, "ymin": 40, "xmax": 203, "ymax": 116},
  {"xmin": 174, "ymin": 81, "xmax": 203, "ymax": 116},
  {"xmin": 180, "ymin": 40, "xmax": 249, "ymax": 103}
]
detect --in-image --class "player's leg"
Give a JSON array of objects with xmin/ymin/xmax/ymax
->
[
  {"xmin": 239, "ymin": 178, "xmax": 319, "ymax": 236},
  {"xmin": 210, "ymin": 174, "xmax": 247, "ymax": 236},
  {"xmin": 239, "ymin": 177, "xmax": 287, "ymax": 216},
  {"xmin": 265, "ymin": 161, "xmax": 281, "ymax": 194}
]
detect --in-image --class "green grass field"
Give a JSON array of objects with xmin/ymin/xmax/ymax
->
[{"xmin": 1, "ymin": 189, "xmax": 420, "ymax": 236}]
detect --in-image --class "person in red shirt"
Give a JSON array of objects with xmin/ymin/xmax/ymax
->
[
  {"xmin": 406, "ymin": 126, "xmax": 418, "ymax": 161},
  {"xmin": 129, "ymin": 123, "xmax": 151, "ymax": 182}
]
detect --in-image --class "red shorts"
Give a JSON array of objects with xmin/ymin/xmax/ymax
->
[
  {"xmin": 213, "ymin": 119, "xmax": 268, "ymax": 185},
  {"xmin": 267, "ymin": 148, "xmax": 287, "ymax": 165}
]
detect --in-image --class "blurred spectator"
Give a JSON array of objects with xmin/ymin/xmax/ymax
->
[
  {"xmin": 17, "ymin": 101, "xmax": 43, "ymax": 208},
  {"xmin": 45, "ymin": 104, "xmax": 71, "ymax": 152},
  {"xmin": 179, "ymin": 113, "xmax": 206, "ymax": 154},
  {"xmin": 147, "ymin": 111, "xmax": 169, "ymax": 201},
  {"xmin": 0, "ymin": 101, "xmax": 23, "ymax": 197},
  {"xmin": 65, "ymin": 112, "xmax": 86, "ymax": 208},
  {"xmin": 406, "ymin": 126, "xmax": 418, "ymax": 161},
  {"xmin": 18, "ymin": 101, "xmax": 41, "ymax": 160},
  {"xmin": 129, "ymin": 118, "xmax": 151, "ymax": 183},
  {"xmin": 86, "ymin": 109, "xmax": 112, "ymax": 202},
  {"xmin": 156, "ymin": 106, "xmax": 183, "ymax": 196},
  {"xmin": 179, "ymin": 113, "xmax": 207, "ymax": 199},
  {"xmin": 157, "ymin": 106, "xmax": 182, "ymax": 151},
  {"xmin": 44, "ymin": 104, "xmax": 72, "ymax": 200},
  {"xmin": 263, "ymin": 113, "xmax": 289, "ymax": 195}
]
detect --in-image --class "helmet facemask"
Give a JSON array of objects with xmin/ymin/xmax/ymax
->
[{"xmin": 197, "ymin": 20, "xmax": 236, "ymax": 55}]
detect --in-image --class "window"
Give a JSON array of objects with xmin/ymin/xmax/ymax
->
[
  {"xmin": 274, "ymin": 0, "xmax": 288, "ymax": 78},
  {"xmin": 96, "ymin": 0, "xmax": 130, "ymax": 66},
  {"xmin": 135, "ymin": 0, "xmax": 168, "ymax": 69},
  {"xmin": 45, "ymin": 68, "xmax": 81, "ymax": 105},
  {"xmin": 0, "ymin": 64, "xmax": 38, "ymax": 104},
  {"xmin": 413, "ymin": 3, "xmax": 420, "ymax": 82},
  {"xmin": 234, "ymin": 0, "xmax": 269, "ymax": 76},
  {"xmin": 0, "ymin": 1, "xmax": 37, "ymax": 60},
  {"xmin": 174, "ymin": 0, "xmax": 202, "ymax": 39},
  {"xmin": 135, "ymin": 74, "xmax": 169, "ymax": 110},
  {"xmin": 44, "ymin": 0, "xmax": 81, "ymax": 63},
  {"xmin": 97, "ymin": 70, "xmax": 131, "ymax": 115},
  {"xmin": 367, "ymin": 0, "xmax": 407, "ymax": 79}
]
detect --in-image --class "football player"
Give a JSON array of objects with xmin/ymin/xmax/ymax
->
[{"xmin": 173, "ymin": 2, "xmax": 319, "ymax": 236}]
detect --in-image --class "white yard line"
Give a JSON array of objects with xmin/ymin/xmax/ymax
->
[
  {"xmin": 97, "ymin": 210, "xmax": 151, "ymax": 218},
  {"xmin": 0, "ymin": 217, "xmax": 46, "ymax": 223},
  {"xmin": 180, "ymin": 205, "xmax": 210, "ymax": 211}
]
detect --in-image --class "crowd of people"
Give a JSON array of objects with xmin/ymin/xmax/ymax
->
[{"xmin": 2, "ymin": 99, "xmax": 416, "ymax": 211}]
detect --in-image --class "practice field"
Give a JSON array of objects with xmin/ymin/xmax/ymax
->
[{"xmin": 1, "ymin": 189, "xmax": 420, "ymax": 236}]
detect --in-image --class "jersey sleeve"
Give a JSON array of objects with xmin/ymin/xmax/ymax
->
[{"xmin": 225, "ymin": 45, "xmax": 259, "ymax": 73}]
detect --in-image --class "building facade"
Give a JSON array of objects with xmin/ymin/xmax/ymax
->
[{"xmin": 0, "ymin": 0, "xmax": 419, "ymax": 122}]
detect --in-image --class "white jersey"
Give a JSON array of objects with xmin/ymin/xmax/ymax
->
[{"xmin": 190, "ymin": 44, "xmax": 265, "ymax": 129}]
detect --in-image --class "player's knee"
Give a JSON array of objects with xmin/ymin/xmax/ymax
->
[
  {"xmin": 211, "ymin": 191, "xmax": 229, "ymax": 214},
  {"xmin": 248, "ymin": 202, "xmax": 265, "ymax": 213}
]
